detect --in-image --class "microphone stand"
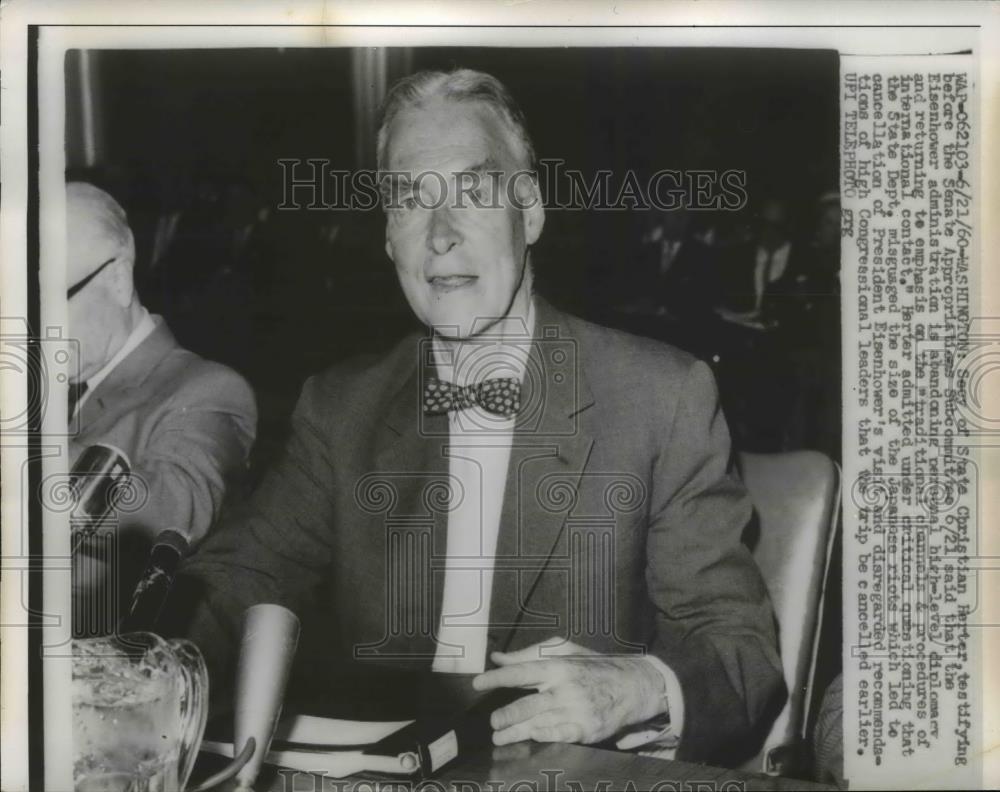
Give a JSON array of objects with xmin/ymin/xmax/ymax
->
[{"xmin": 118, "ymin": 528, "xmax": 190, "ymax": 634}]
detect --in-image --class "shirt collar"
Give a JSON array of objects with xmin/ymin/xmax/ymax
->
[
  {"xmin": 81, "ymin": 307, "xmax": 157, "ymax": 402},
  {"xmin": 431, "ymin": 298, "xmax": 536, "ymax": 387}
]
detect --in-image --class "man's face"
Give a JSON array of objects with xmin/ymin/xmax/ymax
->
[
  {"xmin": 66, "ymin": 204, "xmax": 134, "ymax": 383},
  {"xmin": 383, "ymin": 97, "xmax": 544, "ymax": 339}
]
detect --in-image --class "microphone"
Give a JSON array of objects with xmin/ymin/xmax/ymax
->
[
  {"xmin": 69, "ymin": 443, "xmax": 132, "ymax": 550},
  {"xmin": 233, "ymin": 604, "xmax": 300, "ymax": 790},
  {"xmin": 118, "ymin": 528, "xmax": 190, "ymax": 634}
]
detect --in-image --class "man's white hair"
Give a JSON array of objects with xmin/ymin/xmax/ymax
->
[
  {"xmin": 376, "ymin": 68, "xmax": 537, "ymax": 174},
  {"xmin": 66, "ymin": 181, "xmax": 136, "ymax": 266}
]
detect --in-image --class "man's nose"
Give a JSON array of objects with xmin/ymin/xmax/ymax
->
[{"xmin": 427, "ymin": 205, "xmax": 462, "ymax": 256}]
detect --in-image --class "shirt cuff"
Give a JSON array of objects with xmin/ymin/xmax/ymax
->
[{"xmin": 614, "ymin": 654, "xmax": 686, "ymax": 751}]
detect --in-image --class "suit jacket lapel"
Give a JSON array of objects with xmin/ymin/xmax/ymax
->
[
  {"xmin": 370, "ymin": 305, "xmax": 597, "ymax": 661},
  {"xmin": 371, "ymin": 333, "xmax": 451, "ymax": 664},
  {"xmin": 490, "ymin": 296, "xmax": 596, "ymax": 653},
  {"xmin": 78, "ymin": 318, "xmax": 178, "ymax": 430}
]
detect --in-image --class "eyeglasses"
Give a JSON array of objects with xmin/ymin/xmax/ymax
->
[{"xmin": 67, "ymin": 257, "xmax": 116, "ymax": 299}]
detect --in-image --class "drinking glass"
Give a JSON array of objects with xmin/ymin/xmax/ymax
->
[{"xmin": 72, "ymin": 632, "xmax": 208, "ymax": 792}]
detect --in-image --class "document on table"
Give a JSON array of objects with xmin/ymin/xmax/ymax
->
[{"xmin": 200, "ymin": 714, "xmax": 417, "ymax": 778}]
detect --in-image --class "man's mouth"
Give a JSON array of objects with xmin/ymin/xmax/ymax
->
[{"xmin": 428, "ymin": 275, "xmax": 478, "ymax": 292}]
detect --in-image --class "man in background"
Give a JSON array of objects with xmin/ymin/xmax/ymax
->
[
  {"xmin": 712, "ymin": 197, "xmax": 811, "ymax": 450},
  {"xmin": 638, "ymin": 207, "xmax": 716, "ymax": 321},
  {"xmin": 716, "ymin": 197, "xmax": 805, "ymax": 321},
  {"xmin": 67, "ymin": 181, "xmax": 257, "ymax": 636}
]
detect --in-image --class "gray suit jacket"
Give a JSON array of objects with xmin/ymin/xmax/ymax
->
[
  {"xmin": 169, "ymin": 297, "xmax": 784, "ymax": 764},
  {"xmin": 72, "ymin": 317, "xmax": 256, "ymax": 630}
]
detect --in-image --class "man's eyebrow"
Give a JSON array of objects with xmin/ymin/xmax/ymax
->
[
  {"xmin": 381, "ymin": 172, "xmax": 413, "ymax": 187},
  {"xmin": 459, "ymin": 158, "xmax": 502, "ymax": 176}
]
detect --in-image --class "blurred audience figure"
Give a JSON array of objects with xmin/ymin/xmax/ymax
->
[
  {"xmin": 710, "ymin": 198, "xmax": 796, "ymax": 451},
  {"xmin": 775, "ymin": 190, "xmax": 841, "ymax": 332},
  {"xmin": 149, "ymin": 172, "xmax": 268, "ymax": 373},
  {"xmin": 717, "ymin": 197, "xmax": 808, "ymax": 324},
  {"xmin": 66, "ymin": 181, "xmax": 257, "ymax": 637},
  {"xmin": 807, "ymin": 190, "xmax": 841, "ymax": 295},
  {"xmin": 710, "ymin": 192, "xmax": 841, "ymax": 456},
  {"xmin": 639, "ymin": 208, "xmax": 717, "ymax": 322},
  {"xmin": 812, "ymin": 190, "xmax": 841, "ymax": 247},
  {"xmin": 784, "ymin": 190, "xmax": 841, "ymax": 460}
]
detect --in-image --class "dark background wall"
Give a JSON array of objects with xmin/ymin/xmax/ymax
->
[{"xmin": 66, "ymin": 46, "xmax": 840, "ymax": 464}]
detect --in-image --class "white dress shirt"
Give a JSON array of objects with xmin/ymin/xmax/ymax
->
[
  {"xmin": 74, "ymin": 307, "xmax": 157, "ymax": 415},
  {"xmin": 428, "ymin": 299, "xmax": 684, "ymax": 752},
  {"xmin": 430, "ymin": 303, "xmax": 534, "ymax": 673}
]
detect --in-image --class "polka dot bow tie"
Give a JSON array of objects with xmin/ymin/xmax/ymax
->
[{"xmin": 423, "ymin": 376, "xmax": 522, "ymax": 418}]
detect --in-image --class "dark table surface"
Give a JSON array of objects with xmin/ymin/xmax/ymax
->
[
  {"xmin": 197, "ymin": 741, "xmax": 836, "ymax": 791},
  {"xmin": 194, "ymin": 671, "xmax": 836, "ymax": 791}
]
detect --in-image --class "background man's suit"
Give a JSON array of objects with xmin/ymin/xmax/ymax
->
[
  {"xmin": 169, "ymin": 296, "xmax": 785, "ymax": 765},
  {"xmin": 72, "ymin": 317, "xmax": 257, "ymax": 633},
  {"xmin": 717, "ymin": 241, "xmax": 812, "ymax": 321}
]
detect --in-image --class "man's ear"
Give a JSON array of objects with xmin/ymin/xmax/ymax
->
[
  {"xmin": 108, "ymin": 259, "xmax": 135, "ymax": 308},
  {"xmin": 518, "ymin": 177, "xmax": 545, "ymax": 246}
]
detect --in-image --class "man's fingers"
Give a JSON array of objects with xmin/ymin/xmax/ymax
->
[
  {"xmin": 492, "ymin": 719, "xmax": 536, "ymax": 746},
  {"xmin": 532, "ymin": 640, "xmax": 595, "ymax": 658},
  {"xmin": 490, "ymin": 691, "xmax": 554, "ymax": 730},
  {"xmin": 492, "ymin": 709, "xmax": 567, "ymax": 747},
  {"xmin": 531, "ymin": 722, "xmax": 583, "ymax": 743},
  {"xmin": 490, "ymin": 646, "xmax": 543, "ymax": 665},
  {"xmin": 473, "ymin": 661, "xmax": 550, "ymax": 691}
]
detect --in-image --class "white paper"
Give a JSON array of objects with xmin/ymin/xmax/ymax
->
[{"xmin": 200, "ymin": 714, "xmax": 416, "ymax": 778}]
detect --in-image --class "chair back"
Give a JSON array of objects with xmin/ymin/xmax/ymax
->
[{"xmin": 737, "ymin": 450, "xmax": 840, "ymax": 774}]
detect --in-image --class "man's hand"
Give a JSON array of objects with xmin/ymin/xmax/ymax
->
[{"xmin": 472, "ymin": 639, "xmax": 667, "ymax": 746}]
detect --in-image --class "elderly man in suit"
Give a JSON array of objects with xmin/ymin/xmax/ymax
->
[
  {"xmin": 170, "ymin": 69, "xmax": 784, "ymax": 766},
  {"xmin": 67, "ymin": 181, "xmax": 257, "ymax": 635}
]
